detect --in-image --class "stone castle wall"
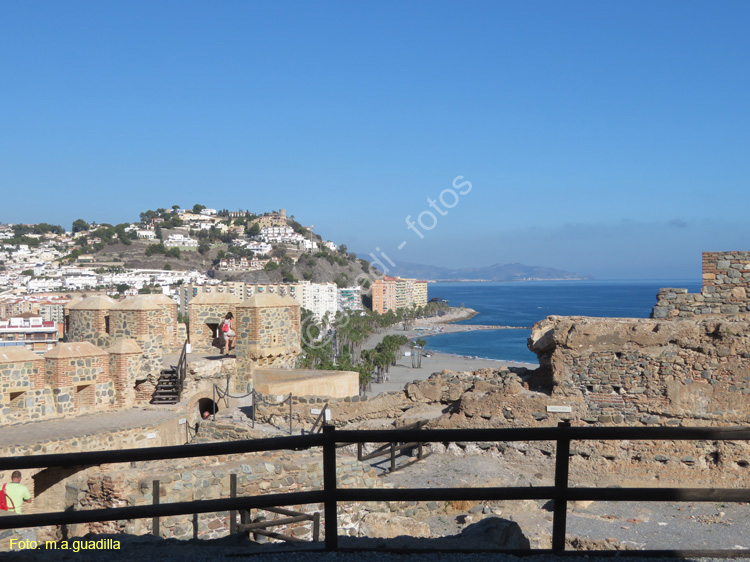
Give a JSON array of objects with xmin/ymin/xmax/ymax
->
[
  {"xmin": 652, "ymin": 251, "xmax": 750, "ymax": 318},
  {"xmin": 0, "ymin": 414, "xmax": 185, "ymax": 550},
  {"xmin": 529, "ymin": 315, "xmax": 750, "ymax": 423},
  {"xmin": 64, "ymin": 448, "xmax": 381, "ymax": 542},
  {"xmin": 0, "ymin": 354, "xmax": 54, "ymax": 424},
  {"xmin": 4, "ymin": 295, "xmax": 304, "ymax": 427},
  {"xmin": 44, "ymin": 350, "xmax": 114, "ymax": 416}
]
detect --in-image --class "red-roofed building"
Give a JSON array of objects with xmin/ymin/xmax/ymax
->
[{"xmin": 0, "ymin": 315, "xmax": 59, "ymax": 353}]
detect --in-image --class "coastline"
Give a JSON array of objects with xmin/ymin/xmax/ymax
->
[
  {"xmin": 362, "ymin": 307, "xmax": 538, "ymax": 396},
  {"xmin": 363, "ymin": 349, "xmax": 538, "ymax": 396}
]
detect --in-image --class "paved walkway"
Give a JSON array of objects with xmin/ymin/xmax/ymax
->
[{"xmin": 0, "ymin": 409, "xmax": 181, "ymax": 449}]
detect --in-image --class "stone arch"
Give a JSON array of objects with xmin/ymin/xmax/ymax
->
[
  {"xmin": 198, "ymin": 397, "xmax": 219, "ymax": 418},
  {"xmin": 185, "ymin": 391, "xmax": 220, "ymax": 425}
]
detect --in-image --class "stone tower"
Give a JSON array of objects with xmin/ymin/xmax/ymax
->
[
  {"xmin": 110, "ymin": 295, "xmax": 170, "ymax": 375},
  {"xmin": 234, "ymin": 293, "xmax": 301, "ymax": 389},
  {"xmin": 66, "ymin": 295, "xmax": 117, "ymax": 347},
  {"xmin": 187, "ymin": 292, "xmax": 241, "ymax": 353}
]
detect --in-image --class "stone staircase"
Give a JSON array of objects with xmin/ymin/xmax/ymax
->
[{"xmin": 151, "ymin": 367, "xmax": 180, "ymax": 404}]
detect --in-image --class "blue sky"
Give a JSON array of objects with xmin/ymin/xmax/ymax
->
[{"xmin": 2, "ymin": 1, "xmax": 749, "ymax": 279}]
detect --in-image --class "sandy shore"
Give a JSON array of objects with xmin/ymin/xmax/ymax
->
[
  {"xmin": 364, "ymin": 350, "xmax": 537, "ymax": 396},
  {"xmin": 362, "ymin": 307, "xmax": 538, "ymax": 396}
]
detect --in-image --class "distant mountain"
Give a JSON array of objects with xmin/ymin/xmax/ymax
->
[{"xmin": 384, "ymin": 260, "xmax": 592, "ymax": 281}]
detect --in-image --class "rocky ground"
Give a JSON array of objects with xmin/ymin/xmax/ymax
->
[{"xmin": 378, "ymin": 446, "xmax": 750, "ymax": 551}]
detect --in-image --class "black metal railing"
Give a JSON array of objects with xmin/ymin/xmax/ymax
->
[
  {"xmin": 356, "ymin": 420, "xmax": 426, "ymax": 472},
  {"xmin": 3, "ymin": 424, "xmax": 750, "ymax": 556},
  {"xmin": 175, "ymin": 339, "xmax": 189, "ymax": 401},
  {"xmin": 307, "ymin": 403, "xmax": 329, "ymax": 434}
]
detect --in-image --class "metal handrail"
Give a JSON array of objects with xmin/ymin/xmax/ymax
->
[
  {"xmin": 3, "ymin": 424, "xmax": 750, "ymax": 556},
  {"xmin": 308, "ymin": 403, "xmax": 329, "ymax": 434},
  {"xmin": 175, "ymin": 339, "xmax": 188, "ymax": 401}
]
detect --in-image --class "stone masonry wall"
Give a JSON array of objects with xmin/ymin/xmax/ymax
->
[
  {"xmin": 234, "ymin": 305, "xmax": 299, "ymax": 382},
  {"xmin": 189, "ymin": 303, "xmax": 234, "ymax": 353},
  {"xmin": 67, "ymin": 309, "xmax": 112, "ymax": 347},
  {"xmin": 0, "ymin": 415, "xmax": 185, "ymax": 550},
  {"xmin": 0, "ymin": 357, "xmax": 55, "ymax": 424},
  {"xmin": 652, "ymin": 251, "xmax": 750, "ymax": 318},
  {"xmin": 44, "ymin": 353, "xmax": 115, "ymax": 415},
  {"xmin": 109, "ymin": 351, "xmax": 140, "ymax": 407},
  {"xmin": 64, "ymin": 449, "xmax": 382, "ymax": 542},
  {"xmin": 158, "ymin": 302, "xmax": 179, "ymax": 350},
  {"xmin": 528, "ymin": 315, "xmax": 750, "ymax": 423},
  {"xmin": 110, "ymin": 309, "xmax": 165, "ymax": 376}
]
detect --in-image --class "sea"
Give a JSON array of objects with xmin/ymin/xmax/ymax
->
[{"xmin": 424, "ymin": 280, "xmax": 702, "ymax": 364}]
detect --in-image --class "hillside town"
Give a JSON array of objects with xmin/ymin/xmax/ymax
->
[{"xmin": 0, "ymin": 205, "xmax": 430, "ymax": 354}]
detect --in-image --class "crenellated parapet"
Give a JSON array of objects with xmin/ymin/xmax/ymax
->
[{"xmin": 652, "ymin": 251, "xmax": 750, "ymax": 318}]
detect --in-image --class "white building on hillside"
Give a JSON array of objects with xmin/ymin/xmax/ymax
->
[{"xmin": 164, "ymin": 234, "xmax": 198, "ymax": 247}]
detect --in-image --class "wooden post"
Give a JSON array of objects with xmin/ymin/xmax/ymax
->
[
  {"xmin": 322, "ymin": 424, "xmax": 338, "ymax": 550},
  {"xmin": 417, "ymin": 421, "xmax": 423, "ymax": 460},
  {"xmin": 390, "ymin": 442, "xmax": 396, "ymax": 472},
  {"xmin": 230, "ymin": 473, "xmax": 237, "ymax": 535},
  {"xmin": 552, "ymin": 420, "xmax": 571, "ymax": 554},
  {"xmin": 312, "ymin": 511, "xmax": 321, "ymax": 542},
  {"xmin": 152, "ymin": 480, "xmax": 160, "ymax": 537},
  {"xmin": 289, "ymin": 392, "xmax": 293, "ymax": 435},
  {"xmin": 251, "ymin": 390, "xmax": 256, "ymax": 428},
  {"xmin": 192, "ymin": 513, "xmax": 198, "ymax": 539},
  {"xmin": 357, "ymin": 442, "xmax": 363, "ymax": 461}
]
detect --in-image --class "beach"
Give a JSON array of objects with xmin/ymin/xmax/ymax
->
[{"xmin": 362, "ymin": 307, "xmax": 538, "ymax": 396}]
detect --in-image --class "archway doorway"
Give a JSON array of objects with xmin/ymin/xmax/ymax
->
[{"xmin": 198, "ymin": 397, "xmax": 219, "ymax": 419}]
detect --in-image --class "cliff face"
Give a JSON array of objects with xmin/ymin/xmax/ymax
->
[{"xmin": 528, "ymin": 315, "xmax": 750, "ymax": 422}]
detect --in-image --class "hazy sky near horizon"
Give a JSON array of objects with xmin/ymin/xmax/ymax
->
[{"xmin": 2, "ymin": 1, "xmax": 749, "ymax": 280}]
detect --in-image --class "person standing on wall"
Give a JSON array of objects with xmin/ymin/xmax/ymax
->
[
  {"xmin": 1, "ymin": 471, "xmax": 32, "ymax": 515},
  {"xmin": 221, "ymin": 312, "xmax": 235, "ymax": 356}
]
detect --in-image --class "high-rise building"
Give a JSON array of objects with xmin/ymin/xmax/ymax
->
[
  {"xmin": 338, "ymin": 286, "xmax": 363, "ymax": 311},
  {"xmin": 372, "ymin": 276, "xmax": 428, "ymax": 314}
]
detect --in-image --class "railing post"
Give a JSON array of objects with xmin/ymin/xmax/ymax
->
[
  {"xmin": 322, "ymin": 424, "xmax": 338, "ymax": 550},
  {"xmin": 357, "ymin": 442, "xmax": 363, "ymax": 461},
  {"xmin": 312, "ymin": 511, "xmax": 321, "ymax": 542},
  {"xmin": 251, "ymin": 390, "xmax": 256, "ymax": 429},
  {"xmin": 230, "ymin": 473, "xmax": 237, "ymax": 535},
  {"xmin": 289, "ymin": 392, "xmax": 293, "ymax": 435},
  {"xmin": 390, "ymin": 442, "xmax": 396, "ymax": 472},
  {"xmin": 552, "ymin": 420, "xmax": 571, "ymax": 554},
  {"xmin": 417, "ymin": 421, "xmax": 423, "ymax": 460},
  {"xmin": 152, "ymin": 479, "xmax": 160, "ymax": 537}
]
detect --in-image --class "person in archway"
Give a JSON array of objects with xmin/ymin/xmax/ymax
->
[{"xmin": 221, "ymin": 312, "xmax": 235, "ymax": 355}]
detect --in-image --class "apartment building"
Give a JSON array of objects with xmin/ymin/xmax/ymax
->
[
  {"xmin": 371, "ymin": 276, "xmax": 428, "ymax": 314},
  {"xmin": 338, "ymin": 286, "xmax": 363, "ymax": 311},
  {"xmin": 412, "ymin": 280, "xmax": 428, "ymax": 308},
  {"xmin": 0, "ymin": 315, "xmax": 59, "ymax": 353}
]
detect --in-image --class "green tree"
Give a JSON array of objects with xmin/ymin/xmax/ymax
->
[
  {"xmin": 72, "ymin": 219, "xmax": 89, "ymax": 233},
  {"xmin": 192, "ymin": 203, "xmax": 206, "ymax": 214}
]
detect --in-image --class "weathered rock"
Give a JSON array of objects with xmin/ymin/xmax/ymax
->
[
  {"xmin": 460, "ymin": 517, "xmax": 530, "ymax": 549},
  {"xmin": 359, "ymin": 512, "xmax": 430, "ymax": 539}
]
